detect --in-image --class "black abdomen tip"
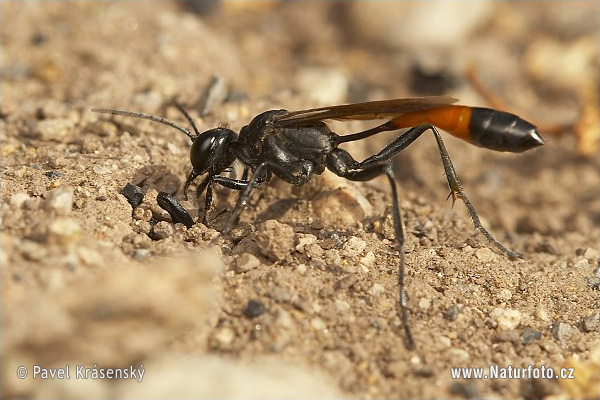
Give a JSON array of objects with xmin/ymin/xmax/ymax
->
[{"xmin": 469, "ymin": 108, "xmax": 544, "ymax": 153}]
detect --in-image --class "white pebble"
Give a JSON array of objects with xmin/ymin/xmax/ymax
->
[
  {"xmin": 44, "ymin": 188, "xmax": 74, "ymax": 214},
  {"xmin": 490, "ymin": 307, "xmax": 521, "ymax": 330},
  {"xmin": 93, "ymin": 165, "xmax": 111, "ymax": 175},
  {"xmin": 343, "ymin": 237, "xmax": 367, "ymax": 257},
  {"xmin": 369, "ymin": 283, "xmax": 385, "ymax": 296},
  {"xmin": 10, "ymin": 192, "xmax": 30, "ymax": 208}
]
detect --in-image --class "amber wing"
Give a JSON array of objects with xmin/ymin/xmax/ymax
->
[{"xmin": 274, "ymin": 96, "xmax": 458, "ymax": 126}]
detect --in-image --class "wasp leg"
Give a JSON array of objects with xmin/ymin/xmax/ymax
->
[
  {"xmin": 222, "ymin": 162, "xmax": 275, "ymax": 235},
  {"xmin": 354, "ymin": 124, "xmax": 522, "ymax": 260},
  {"xmin": 327, "ymin": 149, "xmax": 414, "ymax": 350},
  {"xmin": 197, "ymin": 175, "xmax": 251, "ymax": 225},
  {"xmin": 183, "ymin": 170, "xmax": 200, "ymax": 200}
]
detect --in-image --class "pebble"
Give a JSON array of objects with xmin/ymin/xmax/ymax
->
[
  {"xmin": 92, "ymin": 165, "xmax": 112, "ymax": 175},
  {"xmin": 296, "ymin": 67, "xmax": 348, "ymax": 105},
  {"xmin": 552, "ymin": 322, "xmax": 576, "ymax": 343},
  {"xmin": 296, "ymin": 263, "xmax": 307, "ymax": 274},
  {"xmin": 583, "ymin": 247, "xmax": 598, "ymax": 260},
  {"xmin": 474, "ymin": 247, "xmax": 496, "ymax": 262},
  {"xmin": 490, "ymin": 307, "xmax": 521, "ymax": 330},
  {"xmin": 243, "ymin": 299, "xmax": 266, "ymax": 318},
  {"xmin": 444, "ymin": 305, "xmax": 460, "ymax": 321},
  {"xmin": 438, "ymin": 335, "xmax": 452, "ymax": 348},
  {"xmin": 369, "ymin": 283, "xmax": 385, "ymax": 296},
  {"xmin": 521, "ymin": 328, "xmax": 542, "ymax": 345},
  {"xmin": 535, "ymin": 305, "xmax": 551, "ymax": 322},
  {"xmin": 360, "ymin": 251, "xmax": 375, "ymax": 267},
  {"xmin": 295, "ymin": 234, "xmax": 318, "ymax": 254},
  {"xmin": 152, "ymin": 221, "xmax": 175, "ymax": 240},
  {"xmin": 492, "ymin": 330, "xmax": 520, "ymax": 344},
  {"xmin": 311, "ymin": 317, "xmax": 327, "ymax": 332},
  {"xmin": 255, "ymin": 220, "xmax": 295, "ymax": 261},
  {"xmin": 418, "ymin": 298, "xmax": 431, "ymax": 310},
  {"xmin": 572, "ymin": 257, "xmax": 590, "ymax": 269},
  {"xmin": 234, "ymin": 253, "xmax": 261, "ymax": 273},
  {"xmin": 121, "ymin": 183, "xmax": 145, "ymax": 209},
  {"xmin": 312, "ymin": 174, "xmax": 373, "ymax": 226},
  {"xmin": 342, "ymin": 237, "xmax": 367, "ymax": 257},
  {"xmin": 44, "ymin": 187, "xmax": 74, "ymax": 214},
  {"xmin": 446, "ymin": 347, "xmax": 470, "ymax": 361},
  {"xmin": 335, "ymin": 299, "xmax": 351, "ymax": 312},
  {"xmin": 10, "ymin": 192, "xmax": 30, "ymax": 208},
  {"xmin": 213, "ymin": 327, "xmax": 235, "ymax": 347},
  {"xmin": 131, "ymin": 248, "xmax": 151, "ymax": 259},
  {"xmin": 324, "ymin": 249, "xmax": 341, "ymax": 266},
  {"xmin": 19, "ymin": 240, "xmax": 48, "ymax": 261},
  {"xmin": 76, "ymin": 246, "xmax": 104, "ymax": 267},
  {"xmin": 496, "ymin": 288, "xmax": 513, "ymax": 302},
  {"xmin": 582, "ymin": 314, "xmax": 599, "ymax": 332},
  {"xmin": 34, "ymin": 118, "xmax": 75, "ymax": 141},
  {"xmin": 47, "ymin": 218, "xmax": 83, "ymax": 243}
]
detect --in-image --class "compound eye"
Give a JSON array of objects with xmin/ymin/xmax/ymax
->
[{"xmin": 190, "ymin": 130, "xmax": 218, "ymax": 173}]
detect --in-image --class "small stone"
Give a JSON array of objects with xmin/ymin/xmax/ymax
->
[
  {"xmin": 296, "ymin": 67, "xmax": 348, "ymax": 105},
  {"xmin": 446, "ymin": 347, "xmax": 470, "ymax": 361},
  {"xmin": 296, "ymin": 234, "xmax": 318, "ymax": 254},
  {"xmin": 93, "ymin": 165, "xmax": 111, "ymax": 175},
  {"xmin": 343, "ymin": 237, "xmax": 367, "ymax": 257},
  {"xmin": 243, "ymin": 299, "xmax": 266, "ymax": 318},
  {"xmin": 360, "ymin": 251, "xmax": 375, "ymax": 267},
  {"xmin": 324, "ymin": 249, "xmax": 341, "ymax": 266},
  {"xmin": 369, "ymin": 283, "xmax": 385, "ymax": 296},
  {"xmin": 19, "ymin": 240, "xmax": 48, "ymax": 261},
  {"xmin": 475, "ymin": 247, "xmax": 496, "ymax": 262},
  {"xmin": 166, "ymin": 142, "xmax": 181, "ymax": 155},
  {"xmin": 152, "ymin": 221, "xmax": 175, "ymax": 240},
  {"xmin": 121, "ymin": 183, "xmax": 145, "ymax": 209},
  {"xmin": 490, "ymin": 307, "xmax": 521, "ymax": 330},
  {"xmin": 76, "ymin": 247, "xmax": 103, "ymax": 267},
  {"xmin": 418, "ymin": 298, "xmax": 431, "ymax": 310},
  {"xmin": 572, "ymin": 257, "xmax": 590, "ymax": 269},
  {"xmin": 213, "ymin": 327, "xmax": 235, "ymax": 347},
  {"xmin": 312, "ymin": 174, "xmax": 372, "ymax": 226},
  {"xmin": 234, "ymin": 253, "xmax": 261, "ymax": 273},
  {"xmin": 10, "ymin": 192, "xmax": 30, "ymax": 208},
  {"xmin": 131, "ymin": 248, "xmax": 151, "ymax": 259},
  {"xmin": 269, "ymin": 286, "xmax": 292, "ymax": 303},
  {"xmin": 296, "ymin": 263, "xmax": 307, "ymax": 274},
  {"xmin": 492, "ymin": 330, "xmax": 520, "ymax": 343},
  {"xmin": 535, "ymin": 305, "xmax": 551, "ymax": 322},
  {"xmin": 497, "ymin": 288, "xmax": 513, "ymax": 301},
  {"xmin": 582, "ymin": 314, "xmax": 599, "ymax": 332},
  {"xmin": 44, "ymin": 187, "xmax": 74, "ymax": 214},
  {"xmin": 255, "ymin": 220, "xmax": 295, "ymax": 261},
  {"xmin": 521, "ymin": 328, "xmax": 542, "ymax": 345},
  {"xmin": 335, "ymin": 299, "xmax": 351, "ymax": 312},
  {"xmin": 552, "ymin": 322, "xmax": 576, "ymax": 343},
  {"xmin": 311, "ymin": 317, "xmax": 327, "ymax": 331},
  {"xmin": 438, "ymin": 335, "xmax": 452, "ymax": 347},
  {"xmin": 583, "ymin": 247, "xmax": 599, "ymax": 260},
  {"xmin": 34, "ymin": 118, "xmax": 74, "ymax": 141},
  {"xmin": 47, "ymin": 218, "xmax": 83, "ymax": 243},
  {"xmin": 444, "ymin": 304, "xmax": 460, "ymax": 321}
]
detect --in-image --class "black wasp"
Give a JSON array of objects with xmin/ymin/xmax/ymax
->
[{"xmin": 92, "ymin": 96, "xmax": 544, "ymax": 349}]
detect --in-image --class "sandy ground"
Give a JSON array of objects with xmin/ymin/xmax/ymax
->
[{"xmin": 1, "ymin": 1, "xmax": 599, "ymax": 399}]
